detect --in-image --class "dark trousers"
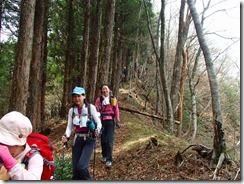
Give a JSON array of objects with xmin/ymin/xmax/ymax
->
[
  {"xmin": 101, "ymin": 120, "xmax": 115, "ymax": 162},
  {"xmin": 72, "ymin": 136, "xmax": 96, "ymax": 180}
]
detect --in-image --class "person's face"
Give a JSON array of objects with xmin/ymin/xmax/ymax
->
[
  {"xmin": 101, "ymin": 86, "xmax": 110, "ymax": 97},
  {"xmin": 72, "ymin": 94, "xmax": 85, "ymax": 106},
  {"xmin": 7, "ymin": 145, "xmax": 24, "ymax": 157}
]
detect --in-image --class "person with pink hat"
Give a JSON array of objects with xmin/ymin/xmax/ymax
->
[{"xmin": 0, "ymin": 111, "xmax": 43, "ymax": 180}]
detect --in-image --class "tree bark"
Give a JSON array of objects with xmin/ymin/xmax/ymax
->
[
  {"xmin": 0, "ymin": 0, "xmax": 3, "ymax": 40},
  {"xmin": 79, "ymin": 0, "xmax": 90, "ymax": 87},
  {"xmin": 60, "ymin": 0, "xmax": 75, "ymax": 118},
  {"xmin": 9, "ymin": 0, "xmax": 36, "ymax": 114},
  {"xmin": 27, "ymin": 0, "xmax": 49, "ymax": 131},
  {"xmin": 96, "ymin": 0, "xmax": 115, "ymax": 97},
  {"xmin": 159, "ymin": 0, "xmax": 174, "ymax": 134},
  {"xmin": 86, "ymin": 0, "xmax": 103, "ymax": 103},
  {"xmin": 187, "ymin": 0, "xmax": 226, "ymax": 162},
  {"xmin": 175, "ymin": 50, "xmax": 187, "ymax": 137}
]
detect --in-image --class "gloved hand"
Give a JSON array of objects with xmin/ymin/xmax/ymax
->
[
  {"xmin": 61, "ymin": 134, "xmax": 69, "ymax": 148},
  {"xmin": 115, "ymin": 121, "xmax": 121, "ymax": 128},
  {"xmin": 93, "ymin": 128, "xmax": 99, "ymax": 138},
  {"xmin": 0, "ymin": 144, "xmax": 18, "ymax": 171}
]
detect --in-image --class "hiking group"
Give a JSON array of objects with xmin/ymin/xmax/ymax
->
[
  {"xmin": 0, "ymin": 84, "xmax": 121, "ymax": 180},
  {"xmin": 62, "ymin": 84, "xmax": 121, "ymax": 180}
]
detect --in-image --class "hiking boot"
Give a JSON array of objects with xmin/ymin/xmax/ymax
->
[
  {"xmin": 101, "ymin": 157, "xmax": 106, "ymax": 163},
  {"xmin": 106, "ymin": 161, "xmax": 112, "ymax": 168}
]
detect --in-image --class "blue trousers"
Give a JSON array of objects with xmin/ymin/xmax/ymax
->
[
  {"xmin": 101, "ymin": 120, "xmax": 115, "ymax": 162},
  {"xmin": 72, "ymin": 136, "xmax": 96, "ymax": 180}
]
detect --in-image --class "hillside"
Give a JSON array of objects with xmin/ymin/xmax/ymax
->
[{"xmin": 48, "ymin": 85, "xmax": 240, "ymax": 181}]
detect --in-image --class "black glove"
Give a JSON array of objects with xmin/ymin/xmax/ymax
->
[{"xmin": 116, "ymin": 121, "xmax": 121, "ymax": 128}]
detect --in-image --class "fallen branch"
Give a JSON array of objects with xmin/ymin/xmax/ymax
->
[
  {"xmin": 174, "ymin": 144, "xmax": 213, "ymax": 167},
  {"xmin": 212, "ymin": 152, "xmax": 225, "ymax": 180},
  {"xmin": 233, "ymin": 168, "xmax": 240, "ymax": 180},
  {"xmin": 119, "ymin": 106, "xmax": 180, "ymax": 124}
]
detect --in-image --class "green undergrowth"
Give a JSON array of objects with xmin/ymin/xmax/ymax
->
[{"xmin": 54, "ymin": 155, "xmax": 72, "ymax": 180}]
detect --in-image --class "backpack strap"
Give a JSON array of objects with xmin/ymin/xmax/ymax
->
[
  {"xmin": 87, "ymin": 103, "xmax": 92, "ymax": 120},
  {"xmin": 22, "ymin": 146, "xmax": 40, "ymax": 168}
]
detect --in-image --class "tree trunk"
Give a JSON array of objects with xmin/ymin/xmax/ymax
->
[
  {"xmin": 60, "ymin": 0, "xmax": 75, "ymax": 118},
  {"xmin": 159, "ymin": 0, "xmax": 174, "ymax": 134},
  {"xmin": 187, "ymin": 0, "xmax": 226, "ymax": 162},
  {"xmin": 175, "ymin": 50, "xmax": 187, "ymax": 137},
  {"xmin": 0, "ymin": 0, "xmax": 3, "ymax": 40},
  {"xmin": 110, "ymin": 17, "xmax": 119, "ymax": 95},
  {"xmin": 171, "ymin": 0, "xmax": 186, "ymax": 116},
  {"xmin": 189, "ymin": 47, "xmax": 201, "ymax": 143},
  {"xmin": 9, "ymin": 0, "xmax": 36, "ymax": 114},
  {"xmin": 40, "ymin": 0, "xmax": 49, "ymax": 129},
  {"xmin": 171, "ymin": 0, "xmax": 191, "ymax": 133},
  {"xmin": 79, "ymin": 0, "xmax": 90, "ymax": 87},
  {"xmin": 27, "ymin": 0, "xmax": 49, "ymax": 131},
  {"xmin": 96, "ymin": 0, "xmax": 115, "ymax": 97},
  {"xmin": 86, "ymin": 0, "xmax": 103, "ymax": 103}
]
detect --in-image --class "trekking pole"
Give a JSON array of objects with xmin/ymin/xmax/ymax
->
[
  {"xmin": 61, "ymin": 142, "xmax": 67, "ymax": 180},
  {"xmin": 93, "ymin": 139, "xmax": 96, "ymax": 180},
  {"xmin": 93, "ymin": 124, "xmax": 98, "ymax": 180}
]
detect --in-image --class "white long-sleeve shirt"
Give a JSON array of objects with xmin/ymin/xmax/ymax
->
[
  {"xmin": 65, "ymin": 103, "xmax": 102, "ymax": 138},
  {"xmin": 7, "ymin": 144, "xmax": 43, "ymax": 180}
]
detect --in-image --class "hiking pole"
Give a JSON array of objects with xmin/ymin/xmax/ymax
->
[
  {"xmin": 93, "ymin": 124, "xmax": 98, "ymax": 180},
  {"xmin": 61, "ymin": 142, "xmax": 67, "ymax": 180},
  {"xmin": 93, "ymin": 139, "xmax": 96, "ymax": 180}
]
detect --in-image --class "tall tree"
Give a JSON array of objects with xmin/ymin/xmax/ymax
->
[
  {"xmin": 26, "ymin": 0, "xmax": 49, "ymax": 131},
  {"xmin": 86, "ymin": 0, "xmax": 103, "ymax": 102},
  {"xmin": 60, "ymin": 0, "xmax": 75, "ymax": 118},
  {"xmin": 187, "ymin": 0, "xmax": 226, "ymax": 163},
  {"xmin": 159, "ymin": 0, "xmax": 174, "ymax": 134},
  {"xmin": 96, "ymin": 0, "xmax": 115, "ymax": 97},
  {"xmin": 79, "ymin": 0, "xmax": 90, "ymax": 87},
  {"xmin": 170, "ymin": 0, "xmax": 191, "ymax": 134},
  {"xmin": 0, "ymin": 0, "xmax": 3, "ymax": 41},
  {"xmin": 40, "ymin": 0, "xmax": 49, "ymax": 129},
  {"xmin": 9, "ymin": 0, "xmax": 36, "ymax": 114},
  {"xmin": 174, "ymin": 0, "xmax": 191, "ymax": 137}
]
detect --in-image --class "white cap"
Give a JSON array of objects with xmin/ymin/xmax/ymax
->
[{"xmin": 0, "ymin": 111, "xmax": 32, "ymax": 146}]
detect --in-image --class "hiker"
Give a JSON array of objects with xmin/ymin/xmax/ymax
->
[
  {"xmin": 0, "ymin": 111, "xmax": 43, "ymax": 180},
  {"xmin": 61, "ymin": 86, "xmax": 101, "ymax": 180},
  {"xmin": 121, "ymin": 66, "xmax": 127, "ymax": 82},
  {"xmin": 95, "ymin": 84, "xmax": 121, "ymax": 168}
]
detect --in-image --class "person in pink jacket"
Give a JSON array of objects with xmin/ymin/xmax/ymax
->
[
  {"xmin": 0, "ymin": 111, "xmax": 43, "ymax": 180},
  {"xmin": 95, "ymin": 84, "xmax": 121, "ymax": 168}
]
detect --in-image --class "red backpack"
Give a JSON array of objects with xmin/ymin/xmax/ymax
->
[{"xmin": 22, "ymin": 132, "xmax": 55, "ymax": 180}]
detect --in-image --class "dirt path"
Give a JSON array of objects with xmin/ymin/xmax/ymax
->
[
  {"xmin": 49, "ymin": 117, "xmax": 129, "ymax": 180},
  {"xmin": 91, "ymin": 121, "xmax": 129, "ymax": 180}
]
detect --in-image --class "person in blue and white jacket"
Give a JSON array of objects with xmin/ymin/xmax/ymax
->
[{"xmin": 61, "ymin": 86, "xmax": 101, "ymax": 180}]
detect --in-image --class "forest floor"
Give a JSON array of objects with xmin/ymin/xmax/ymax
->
[{"xmin": 47, "ymin": 84, "xmax": 240, "ymax": 181}]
